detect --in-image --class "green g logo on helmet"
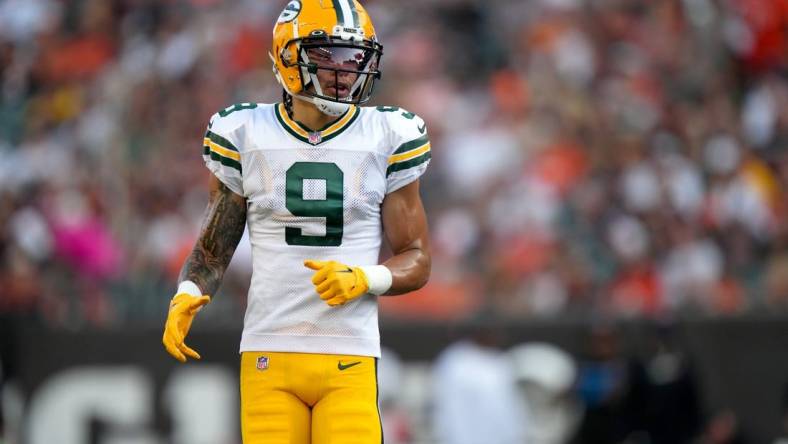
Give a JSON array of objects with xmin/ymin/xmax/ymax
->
[{"xmin": 277, "ymin": 0, "xmax": 302, "ymax": 23}]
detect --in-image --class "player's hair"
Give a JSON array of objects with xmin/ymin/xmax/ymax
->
[{"xmin": 283, "ymin": 89, "xmax": 295, "ymax": 119}]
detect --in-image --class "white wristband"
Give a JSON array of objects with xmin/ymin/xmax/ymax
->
[
  {"xmin": 177, "ymin": 280, "xmax": 203, "ymax": 297},
  {"xmin": 359, "ymin": 265, "xmax": 393, "ymax": 295}
]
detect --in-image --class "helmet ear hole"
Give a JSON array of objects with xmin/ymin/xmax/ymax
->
[{"xmin": 280, "ymin": 45, "xmax": 298, "ymax": 67}]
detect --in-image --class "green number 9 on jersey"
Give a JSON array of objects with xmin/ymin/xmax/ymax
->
[{"xmin": 285, "ymin": 162, "xmax": 344, "ymax": 247}]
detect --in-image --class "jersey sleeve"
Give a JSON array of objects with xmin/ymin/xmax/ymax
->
[
  {"xmin": 384, "ymin": 108, "xmax": 431, "ymax": 194},
  {"xmin": 202, "ymin": 107, "xmax": 248, "ymax": 196}
]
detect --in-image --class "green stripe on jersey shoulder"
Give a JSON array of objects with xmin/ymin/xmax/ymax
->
[
  {"xmin": 205, "ymin": 130, "xmax": 239, "ymax": 152},
  {"xmin": 204, "ymin": 149, "xmax": 242, "ymax": 173},
  {"xmin": 386, "ymin": 151, "xmax": 431, "ymax": 177},
  {"xmin": 393, "ymin": 134, "xmax": 429, "ymax": 154}
]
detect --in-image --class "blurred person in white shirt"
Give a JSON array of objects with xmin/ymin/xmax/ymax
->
[
  {"xmin": 431, "ymin": 316, "xmax": 528, "ymax": 444},
  {"xmin": 510, "ymin": 342, "xmax": 580, "ymax": 444}
]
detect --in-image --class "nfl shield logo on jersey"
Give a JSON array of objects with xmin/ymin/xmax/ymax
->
[
  {"xmin": 256, "ymin": 355, "xmax": 269, "ymax": 371},
  {"xmin": 308, "ymin": 131, "xmax": 322, "ymax": 144}
]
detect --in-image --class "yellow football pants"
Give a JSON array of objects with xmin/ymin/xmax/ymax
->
[{"xmin": 240, "ymin": 351, "xmax": 381, "ymax": 444}]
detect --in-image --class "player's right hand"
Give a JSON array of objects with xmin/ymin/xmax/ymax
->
[
  {"xmin": 162, "ymin": 293, "xmax": 211, "ymax": 362},
  {"xmin": 304, "ymin": 259, "xmax": 370, "ymax": 306}
]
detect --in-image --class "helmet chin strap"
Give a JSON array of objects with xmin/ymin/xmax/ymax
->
[
  {"xmin": 308, "ymin": 95, "xmax": 350, "ymax": 116},
  {"xmin": 292, "ymin": 94, "xmax": 350, "ymax": 117}
]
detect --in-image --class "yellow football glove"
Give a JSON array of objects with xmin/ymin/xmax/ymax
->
[
  {"xmin": 162, "ymin": 293, "xmax": 211, "ymax": 362},
  {"xmin": 304, "ymin": 260, "xmax": 370, "ymax": 306}
]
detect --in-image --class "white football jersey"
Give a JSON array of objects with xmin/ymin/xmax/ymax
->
[{"xmin": 202, "ymin": 102, "xmax": 430, "ymax": 358}]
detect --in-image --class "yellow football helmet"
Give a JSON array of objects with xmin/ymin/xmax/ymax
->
[{"xmin": 271, "ymin": 0, "xmax": 383, "ymax": 116}]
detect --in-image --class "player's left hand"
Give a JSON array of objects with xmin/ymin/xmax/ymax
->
[
  {"xmin": 162, "ymin": 293, "xmax": 211, "ymax": 362},
  {"xmin": 304, "ymin": 260, "xmax": 370, "ymax": 306}
]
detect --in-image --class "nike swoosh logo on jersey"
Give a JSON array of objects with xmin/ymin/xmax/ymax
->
[
  {"xmin": 338, "ymin": 361, "xmax": 361, "ymax": 371},
  {"xmin": 417, "ymin": 123, "xmax": 426, "ymax": 134},
  {"xmin": 337, "ymin": 267, "xmax": 353, "ymax": 273}
]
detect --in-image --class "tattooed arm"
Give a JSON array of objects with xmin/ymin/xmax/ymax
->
[
  {"xmin": 179, "ymin": 174, "xmax": 247, "ymax": 295},
  {"xmin": 162, "ymin": 174, "xmax": 245, "ymax": 362}
]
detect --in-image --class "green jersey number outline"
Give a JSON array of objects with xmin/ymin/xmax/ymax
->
[
  {"xmin": 376, "ymin": 105, "xmax": 415, "ymax": 120},
  {"xmin": 218, "ymin": 103, "xmax": 258, "ymax": 117},
  {"xmin": 285, "ymin": 162, "xmax": 344, "ymax": 246}
]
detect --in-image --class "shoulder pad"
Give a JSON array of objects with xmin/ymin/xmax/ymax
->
[
  {"xmin": 209, "ymin": 102, "xmax": 260, "ymax": 133},
  {"xmin": 375, "ymin": 105, "xmax": 428, "ymax": 145}
]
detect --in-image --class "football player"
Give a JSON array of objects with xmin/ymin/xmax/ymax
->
[{"xmin": 161, "ymin": 0, "xmax": 432, "ymax": 442}]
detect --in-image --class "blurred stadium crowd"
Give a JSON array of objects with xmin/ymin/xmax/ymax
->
[
  {"xmin": 2, "ymin": 1, "xmax": 788, "ymax": 443},
  {"xmin": 1, "ymin": 0, "xmax": 787, "ymax": 328}
]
